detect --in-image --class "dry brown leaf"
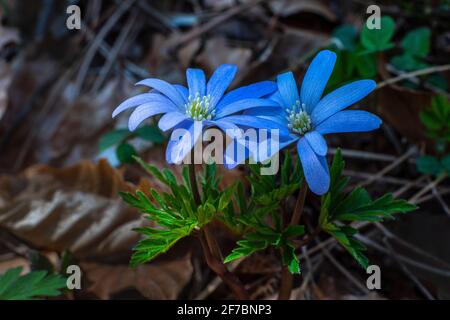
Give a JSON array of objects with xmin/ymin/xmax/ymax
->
[
  {"xmin": 196, "ymin": 37, "xmax": 252, "ymax": 77},
  {"xmin": 269, "ymin": 0, "xmax": 336, "ymax": 21},
  {"xmin": 0, "ymin": 60, "xmax": 12, "ymax": 121},
  {"xmin": 0, "ymin": 257, "xmax": 29, "ymax": 274},
  {"xmin": 81, "ymin": 254, "xmax": 193, "ymax": 299},
  {"xmin": 0, "ymin": 159, "xmax": 148, "ymax": 260}
]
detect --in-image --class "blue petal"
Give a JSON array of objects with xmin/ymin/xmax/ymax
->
[
  {"xmin": 112, "ymin": 93, "xmax": 175, "ymax": 118},
  {"xmin": 174, "ymin": 84, "xmax": 189, "ymax": 102},
  {"xmin": 158, "ymin": 111, "xmax": 189, "ymax": 132},
  {"xmin": 254, "ymin": 135, "xmax": 298, "ymax": 163},
  {"xmin": 268, "ymin": 91, "xmax": 286, "ymax": 107},
  {"xmin": 215, "ymin": 98, "xmax": 279, "ymax": 118},
  {"xmin": 244, "ymin": 107, "xmax": 288, "ymax": 126},
  {"xmin": 136, "ymin": 78, "xmax": 186, "ymax": 107},
  {"xmin": 206, "ymin": 64, "xmax": 238, "ymax": 108},
  {"xmin": 297, "ymin": 138, "xmax": 330, "ymax": 195},
  {"xmin": 311, "ymin": 80, "xmax": 376, "ymax": 125},
  {"xmin": 301, "ymin": 50, "xmax": 337, "ymax": 114},
  {"xmin": 223, "ymin": 115, "xmax": 290, "ymax": 137},
  {"xmin": 187, "ymin": 68, "xmax": 206, "ymax": 97},
  {"xmin": 276, "ymin": 72, "xmax": 299, "ymax": 108},
  {"xmin": 304, "ymin": 131, "xmax": 328, "ymax": 156},
  {"xmin": 128, "ymin": 102, "xmax": 178, "ymax": 131},
  {"xmin": 215, "ymin": 81, "xmax": 277, "ymax": 110},
  {"xmin": 316, "ymin": 110, "xmax": 382, "ymax": 135},
  {"xmin": 205, "ymin": 119, "xmax": 242, "ymax": 139},
  {"xmin": 224, "ymin": 134, "xmax": 297, "ymax": 169},
  {"xmin": 166, "ymin": 120, "xmax": 201, "ymax": 164}
]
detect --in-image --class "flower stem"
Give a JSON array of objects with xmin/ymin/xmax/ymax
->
[
  {"xmin": 278, "ymin": 182, "xmax": 308, "ymax": 300},
  {"xmin": 188, "ymin": 162, "xmax": 201, "ymax": 205},
  {"xmin": 188, "ymin": 161, "xmax": 249, "ymax": 299}
]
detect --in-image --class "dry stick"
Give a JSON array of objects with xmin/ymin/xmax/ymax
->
[
  {"xmin": 376, "ymin": 64, "xmax": 450, "ymax": 90},
  {"xmin": 359, "ymin": 147, "xmax": 416, "ymax": 187},
  {"xmin": 188, "ymin": 162, "xmax": 249, "ymax": 299},
  {"xmin": 91, "ymin": 11, "xmax": 137, "ymax": 92},
  {"xmin": 383, "ymin": 238, "xmax": 435, "ymax": 300},
  {"xmin": 198, "ymin": 232, "xmax": 249, "ymax": 300},
  {"xmin": 167, "ymin": 0, "xmax": 266, "ymax": 51},
  {"xmin": 278, "ymin": 183, "xmax": 308, "ymax": 300},
  {"xmin": 409, "ymin": 173, "xmax": 447, "ymax": 204},
  {"xmin": 74, "ymin": 0, "xmax": 136, "ymax": 96},
  {"xmin": 195, "ymin": 258, "xmax": 243, "ymax": 300}
]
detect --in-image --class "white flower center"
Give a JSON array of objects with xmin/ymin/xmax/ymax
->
[
  {"xmin": 185, "ymin": 93, "xmax": 214, "ymax": 121},
  {"xmin": 286, "ymin": 100, "xmax": 311, "ymax": 135}
]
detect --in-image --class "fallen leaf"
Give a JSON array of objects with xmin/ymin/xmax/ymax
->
[
  {"xmin": 269, "ymin": 0, "xmax": 336, "ymax": 21},
  {"xmin": 81, "ymin": 254, "xmax": 193, "ymax": 299},
  {"xmin": 0, "ymin": 159, "xmax": 149, "ymax": 260},
  {"xmin": 196, "ymin": 37, "xmax": 252, "ymax": 77}
]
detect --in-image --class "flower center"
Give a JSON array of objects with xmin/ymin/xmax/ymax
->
[
  {"xmin": 286, "ymin": 100, "xmax": 311, "ymax": 135},
  {"xmin": 185, "ymin": 93, "xmax": 214, "ymax": 121}
]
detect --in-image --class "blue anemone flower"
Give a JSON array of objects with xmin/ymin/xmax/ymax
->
[
  {"xmin": 229, "ymin": 50, "xmax": 382, "ymax": 195},
  {"xmin": 113, "ymin": 64, "xmax": 285, "ymax": 164}
]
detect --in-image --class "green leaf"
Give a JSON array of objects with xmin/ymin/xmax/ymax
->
[
  {"xmin": 420, "ymin": 96, "xmax": 450, "ymax": 145},
  {"xmin": 360, "ymin": 16, "xmax": 395, "ymax": 53},
  {"xmin": 99, "ymin": 129, "xmax": 130, "ymax": 151},
  {"xmin": 401, "ymin": 27, "xmax": 431, "ymax": 58},
  {"xmin": 0, "ymin": 267, "xmax": 66, "ymax": 300},
  {"xmin": 442, "ymin": 154, "xmax": 450, "ymax": 173},
  {"xmin": 224, "ymin": 238, "xmax": 269, "ymax": 263},
  {"xmin": 332, "ymin": 24, "xmax": 357, "ymax": 50},
  {"xmin": 416, "ymin": 155, "xmax": 443, "ymax": 175},
  {"xmin": 391, "ymin": 53, "xmax": 429, "ymax": 72},
  {"xmin": 354, "ymin": 53, "xmax": 377, "ymax": 78},
  {"xmin": 283, "ymin": 225, "xmax": 305, "ymax": 238},
  {"xmin": 320, "ymin": 149, "xmax": 417, "ymax": 268},
  {"xmin": 281, "ymin": 243, "xmax": 300, "ymax": 274},
  {"xmin": 134, "ymin": 125, "xmax": 164, "ymax": 144},
  {"xmin": 116, "ymin": 143, "xmax": 137, "ymax": 164}
]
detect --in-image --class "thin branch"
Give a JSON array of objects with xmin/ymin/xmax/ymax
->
[{"xmin": 376, "ymin": 64, "xmax": 450, "ymax": 90}]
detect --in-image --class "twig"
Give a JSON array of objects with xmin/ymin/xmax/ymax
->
[
  {"xmin": 328, "ymin": 148, "xmax": 398, "ymax": 163},
  {"xmin": 198, "ymin": 232, "xmax": 249, "ymax": 300},
  {"xmin": 194, "ymin": 258, "xmax": 243, "ymax": 300},
  {"xmin": 383, "ymin": 238, "xmax": 435, "ymax": 300},
  {"xmin": 91, "ymin": 12, "xmax": 138, "ymax": 92},
  {"xmin": 167, "ymin": 0, "xmax": 266, "ymax": 51},
  {"xmin": 360, "ymin": 147, "xmax": 416, "ymax": 187},
  {"xmin": 376, "ymin": 64, "xmax": 450, "ymax": 90},
  {"xmin": 74, "ymin": 0, "xmax": 136, "ymax": 96},
  {"xmin": 320, "ymin": 245, "xmax": 370, "ymax": 295},
  {"xmin": 409, "ymin": 173, "xmax": 447, "ymax": 204}
]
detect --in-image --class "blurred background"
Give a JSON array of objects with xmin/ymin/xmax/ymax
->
[{"xmin": 0, "ymin": 0, "xmax": 449, "ymax": 300}]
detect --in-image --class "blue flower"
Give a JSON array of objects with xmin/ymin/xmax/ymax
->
[
  {"xmin": 230, "ymin": 50, "xmax": 382, "ymax": 195},
  {"xmin": 113, "ymin": 65, "xmax": 285, "ymax": 163}
]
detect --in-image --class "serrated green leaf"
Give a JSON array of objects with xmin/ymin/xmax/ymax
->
[
  {"xmin": 224, "ymin": 238, "xmax": 269, "ymax": 263},
  {"xmin": 321, "ymin": 149, "xmax": 416, "ymax": 269},
  {"xmin": 0, "ymin": 267, "xmax": 66, "ymax": 300}
]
